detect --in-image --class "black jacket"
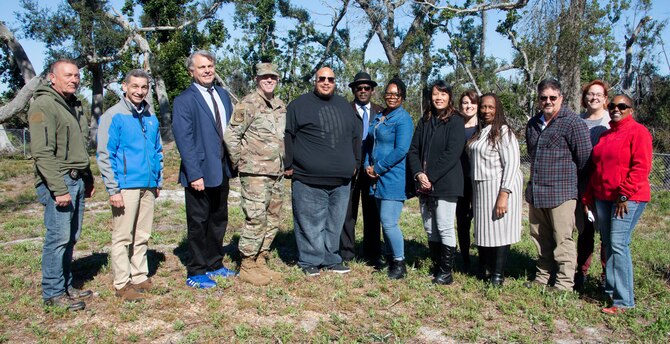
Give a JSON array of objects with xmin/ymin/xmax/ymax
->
[{"xmin": 407, "ymin": 113, "xmax": 465, "ymax": 199}]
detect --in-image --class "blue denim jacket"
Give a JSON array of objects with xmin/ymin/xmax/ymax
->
[{"xmin": 363, "ymin": 106, "xmax": 414, "ymax": 200}]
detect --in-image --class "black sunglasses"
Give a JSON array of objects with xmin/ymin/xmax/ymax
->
[
  {"xmin": 607, "ymin": 102, "xmax": 632, "ymax": 111},
  {"xmin": 539, "ymin": 95, "xmax": 559, "ymax": 102},
  {"xmin": 317, "ymin": 76, "xmax": 335, "ymax": 83},
  {"xmin": 355, "ymin": 86, "xmax": 372, "ymax": 92}
]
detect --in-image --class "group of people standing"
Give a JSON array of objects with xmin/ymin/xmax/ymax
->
[{"xmin": 28, "ymin": 51, "xmax": 653, "ymax": 316}]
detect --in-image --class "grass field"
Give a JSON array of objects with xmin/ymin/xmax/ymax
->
[{"xmin": 0, "ymin": 142, "xmax": 668, "ymax": 343}]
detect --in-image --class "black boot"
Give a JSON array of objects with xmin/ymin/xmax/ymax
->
[
  {"xmin": 387, "ymin": 259, "xmax": 407, "ymax": 279},
  {"xmin": 489, "ymin": 245, "xmax": 510, "ymax": 287},
  {"xmin": 428, "ymin": 241, "xmax": 441, "ymax": 277},
  {"xmin": 476, "ymin": 246, "xmax": 490, "ymax": 280},
  {"xmin": 433, "ymin": 245, "xmax": 455, "ymax": 285}
]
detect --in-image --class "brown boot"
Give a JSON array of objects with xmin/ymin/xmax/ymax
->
[
  {"xmin": 257, "ymin": 251, "xmax": 282, "ymax": 281},
  {"xmin": 239, "ymin": 257, "xmax": 271, "ymax": 286},
  {"xmin": 115, "ymin": 283, "xmax": 144, "ymax": 302},
  {"xmin": 132, "ymin": 278, "xmax": 153, "ymax": 293}
]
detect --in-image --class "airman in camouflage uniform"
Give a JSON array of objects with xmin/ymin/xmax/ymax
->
[{"xmin": 224, "ymin": 62, "xmax": 286, "ymax": 286}]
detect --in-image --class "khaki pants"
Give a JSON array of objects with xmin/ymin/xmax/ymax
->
[
  {"xmin": 529, "ymin": 200, "xmax": 577, "ymax": 291},
  {"xmin": 111, "ymin": 188, "xmax": 156, "ymax": 290}
]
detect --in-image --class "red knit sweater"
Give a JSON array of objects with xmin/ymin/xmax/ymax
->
[{"xmin": 583, "ymin": 115, "xmax": 653, "ymax": 205}]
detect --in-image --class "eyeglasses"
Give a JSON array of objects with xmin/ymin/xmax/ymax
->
[
  {"xmin": 355, "ymin": 86, "xmax": 372, "ymax": 92},
  {"xmin": 586, "ymin": 92, "xmax": 604, "ymax": 99},
  {"xmin": 317, "ymin": 76, "xmax": 335, "ymax": 83},
  {"xmin": 539, "ymin": 95, "xmax": 559, "ymax": 102},
  {"xmin": 384, "ymin": 92, "xmax": 401, "ymax": 99},
  {"xmin": 607, "ymin": 103, "xmax": 632, "ymax": 111}
]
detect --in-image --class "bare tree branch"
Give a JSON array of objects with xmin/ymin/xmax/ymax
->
[
  {"xmin": 0, "ymin": 21, "xmax": 37, "ymax": 81},
  {"xmin": 136, "ymin": 0, "xmax": 226, "ymax": 32},
  {"xmin": 623, "ymin": 16, "xmax": 652, "ymax": 93},
  {"xmin": 302, "ymin": 0, "xmax": 351, "ymax": 82},
  {"xmin": 0, "ymin": 76, "xmax": 44, "ymax": 123},
  {"xmin": 414, "ymin": 0, "xmax": 528, "ymax": 14}
]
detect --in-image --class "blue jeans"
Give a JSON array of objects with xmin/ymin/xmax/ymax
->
[
  {"xmin": 376, "ymin": 199, "xmax": 405, "ymax": 260},
  {"xmin": 420, "ymin": 197, "xmax": 457, "ymax": 247},
  {"xmin": 292, "ymin": 180, "xmax": 350, "ymax": 268},
  {"xmin": 595, "ymin": 199, "xmax": 647, "ymax": 308},
  {"xmin": 36, "ymin": 176, "xmax": 85, "ymax": 300}
]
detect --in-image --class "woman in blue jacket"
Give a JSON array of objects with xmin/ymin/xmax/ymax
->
[{"xmin": 364, "ymin": 77, "xmax": 414, "ymax": 279}]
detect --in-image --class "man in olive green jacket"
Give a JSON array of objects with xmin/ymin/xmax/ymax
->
[{"xmin": 28, "ymin": 59, "xmax": 95, "ymax": 311}]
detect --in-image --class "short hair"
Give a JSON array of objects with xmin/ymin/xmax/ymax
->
[
  {"xmin": 49, "ymin": 58, "xmax": 78, "ymax": 74},
  {"xmin": 385, "ymin": 76, "xmax": 406, "ymax": 99},
  {"xmin": 537, "ymin": 78, "xmax": 562, "ymax": 95},
  {"xmin": 124, "ymin": 69, "xmax": 151, "ymax": 84},
  {"xmin": 459, "ymin": 89, "xmax": 479, "ymax": 110},
  {"xmin": 581, "ymin": 79, "xmax": 609, "ymax": 108},
  {"xmin": 612, "ymin": 93, "xmax": 634, "ymax": 107},
  {"xmin": 186, "ymin": 50, "xmax": 216, "ymax": 71}
]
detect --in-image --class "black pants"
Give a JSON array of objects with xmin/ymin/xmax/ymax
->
[
  {"xmin": 340, "ymin": 168, "xmax": 380, "ymax": 262},
  {"xmin": 184, "ymin": 182, "xmax": 229, "ymax": 277},
  {"xmin": 455, "ymin": 177, "xmax": 473, "ymax": 263}
]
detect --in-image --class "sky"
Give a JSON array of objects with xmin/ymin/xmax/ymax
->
[{"xmin": 2, "ymin": 0, "xmax": 669, "ymax": 92}]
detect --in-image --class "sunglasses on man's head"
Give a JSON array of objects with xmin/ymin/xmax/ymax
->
[
  {"xmin": 356, "ymin": 86, "xmax": 372, "ymax": 92},
  {"xmin": 317, "ymin": 76, "xmax": 335, "ymax": 83},
  {"xmin": 607, "ymin": 103, "xmax": 632, "ymax": 111},
  {"xmin": 539, "ymin": 95, "xmax": 559, "ymax": 102}
]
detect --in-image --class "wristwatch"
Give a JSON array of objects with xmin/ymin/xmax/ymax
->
[{"xmin": 618, "ymin": 195, "xmax": 628, "ymax": 203}]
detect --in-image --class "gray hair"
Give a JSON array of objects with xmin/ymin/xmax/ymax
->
[
  {"xmin": 49, "ymin": 58, "xmax": 78, "ymax": 74},
  {"xmin": 186, "ymin": 50, "xmax": 216, "ymax": 71},
  {"xmin": 537, "ymin": 78, "xmax": 562, "ymax": 95},
  {"xmin": 124, "ymin": 69, "xmax": 151, "ymax": 84}
]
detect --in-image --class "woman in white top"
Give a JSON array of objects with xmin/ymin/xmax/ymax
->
[{"xmin": 466, "ymin": 93, "xmax": 523, "ymax": 286}]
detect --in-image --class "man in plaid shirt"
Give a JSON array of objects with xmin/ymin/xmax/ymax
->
[{"xmin": 524, "ymin": 79, "xmax": 591, "ymax": 291}]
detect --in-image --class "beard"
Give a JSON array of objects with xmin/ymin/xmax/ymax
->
[{"xmin": 314, "ymin": 87, "xmax": 335, "ymax": 100}]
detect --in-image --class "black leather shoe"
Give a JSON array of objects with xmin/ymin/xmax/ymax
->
[
  {"xmin": 489, "ymin": 273, "xmax": 504, "ymax": 287},
  {"xmin": 44, "ymin": 294, "xmax": 85, "ymax": 311},
  {"xmin": 67, "ymin": 287, "xmax": 93, "ymax": 300}
]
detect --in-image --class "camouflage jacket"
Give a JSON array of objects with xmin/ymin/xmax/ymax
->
[{"xmin": 224, "ymin": 89, "xmax": 286, "ymax": 176}]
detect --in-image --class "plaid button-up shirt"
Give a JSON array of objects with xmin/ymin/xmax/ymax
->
[{"xmin": 525, "ymin": 107, "xmax": 591, "ymax": 208}]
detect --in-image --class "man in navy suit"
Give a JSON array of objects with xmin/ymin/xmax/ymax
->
[{"xmin": 172, "ymin": 50, "xmax": 237, "ymax": 289}]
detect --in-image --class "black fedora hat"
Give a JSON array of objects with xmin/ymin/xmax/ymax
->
[{"xmin": 348, "ymin": 71, "xmax": 378, "ymax": 88}]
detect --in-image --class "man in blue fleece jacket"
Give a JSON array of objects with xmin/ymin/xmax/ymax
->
[{"xmin": 97, "ymin": 69, "xmax": 163, "ymax": 302}]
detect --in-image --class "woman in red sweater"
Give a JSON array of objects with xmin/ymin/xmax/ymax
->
[{"xmin": 583, "ymin": 94, "xmax": 653, "ymax": 315}]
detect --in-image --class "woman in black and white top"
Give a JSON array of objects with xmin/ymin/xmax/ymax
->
[{"xmin": 466, "ymin": 93, "xmax": 522, "ymax": 287}]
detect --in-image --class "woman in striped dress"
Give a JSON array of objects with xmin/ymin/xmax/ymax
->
[{"xmin": 466, "ymin": 93, "xmax": 523, "ymax": 286}]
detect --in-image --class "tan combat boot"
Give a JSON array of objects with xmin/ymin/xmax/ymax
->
[
  {"xmin": 257, "ymin": 251, "xmax": 282, "ymax": 281},
  {"xmin": 239, "ymin": 257, "xmax": 271, "ymax": 286}
]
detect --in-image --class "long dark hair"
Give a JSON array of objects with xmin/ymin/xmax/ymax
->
[
  {"xmin": 468, "ymin": 93, "xmax": 513, "ymax": 147},
  {"xmin": 422, "ymin": 80, "xmax": 456, "ymax": 122}
]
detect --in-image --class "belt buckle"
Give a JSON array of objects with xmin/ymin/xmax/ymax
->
[{"xmin": 69, "ymin": 169, "xmax": 80, "ymax": 179}]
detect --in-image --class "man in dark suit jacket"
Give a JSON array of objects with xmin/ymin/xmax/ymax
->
[
  {"xmin": 172, "ymin": 50, "xmax": 237, "ymax": 289},
  {"xmin": 341, "ymin": 72, "xmax": 383, "ymax": 264}
]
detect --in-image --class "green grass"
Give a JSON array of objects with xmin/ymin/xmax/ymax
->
[{"xmin": 0, "ymin": 145, "xmax": 669, "ymax": 342}]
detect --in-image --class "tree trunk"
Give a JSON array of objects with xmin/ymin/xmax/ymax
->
[
  {"xmin": 153, "ymin": 75, "xmax": 173, "ymax": 141},
  {"xmin": 0, "ymin": 21, "xmax": 36, "ymax": 80},
  {"xmin": 90, "ymin": 63, "xmax": 104, "ymax": 122},
  {"xmin": 556, "ymin": 0, "xmax": 586, "ymax": 113},
  {"xmin": 480, "ymin": 9, "xmax": 486, "ymax": 68}
]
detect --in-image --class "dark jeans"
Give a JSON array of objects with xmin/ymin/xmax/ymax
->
[
  {"xmin": 340, "ymin": 169, "xmax": 380, "ymax": 262},
  {"xmin": 184, "ymin": 182, "xmax": 229, "ymax": 277},
  {"xmin": 455, "ymin": 177, "xmax": 473, "ymax": 263},
  {"xmin": 292, "ymin": 180, "xmax": 350, "ymax": 268},
  {"xmin": 37, "ymin": 176, "xmax": 85, "ymax": 300}
]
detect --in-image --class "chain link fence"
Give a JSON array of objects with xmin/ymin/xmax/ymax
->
[{"xmin": 2, "ymin": 127, "xmax": 670, "ymax": 191}]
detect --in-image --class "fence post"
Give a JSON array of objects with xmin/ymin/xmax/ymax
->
[{"xmin": 23, "ymin": 128, "xmax": 27, "ymax": 158}]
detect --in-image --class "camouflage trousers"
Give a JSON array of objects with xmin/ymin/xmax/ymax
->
[{"xmin": 238, "ymin": 174, "xmax": 285, "ymax": 258}]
